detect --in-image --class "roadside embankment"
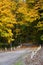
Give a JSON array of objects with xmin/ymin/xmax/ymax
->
[{"xmin": 24, "ymin": 46, "xmax": 43, "ymax": 65}]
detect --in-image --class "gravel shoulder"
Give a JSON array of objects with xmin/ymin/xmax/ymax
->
[{"xmin": 24, "ymin": 47, "xmax": 43, "ymax": 65}]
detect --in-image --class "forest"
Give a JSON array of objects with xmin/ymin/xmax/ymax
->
[{"xmin": 0, "ymin": 0, "xmax": 43, "ymax": 48}]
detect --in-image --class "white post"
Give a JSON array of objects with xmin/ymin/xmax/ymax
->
[{"xmin": 5, "ymin": 47, "xmax": 7, "ymax": 51}]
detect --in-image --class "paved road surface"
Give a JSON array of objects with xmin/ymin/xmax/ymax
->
[{"xmin": 0, "ymin": 48, "xmax": 32, "ymax": 65}]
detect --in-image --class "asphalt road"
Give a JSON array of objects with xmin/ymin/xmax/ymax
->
[{"xmin": 0, "ymin": 48, "xmax": 32, "ymax": 65}]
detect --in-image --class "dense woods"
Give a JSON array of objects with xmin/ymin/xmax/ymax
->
[{"xmin": 0, "ymin": 0, "xmax": 43, "ymax": 48}]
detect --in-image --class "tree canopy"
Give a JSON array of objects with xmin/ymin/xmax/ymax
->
[{"xmin": 0, "ymin": 0, "xmax": 43, "ymax": 47}]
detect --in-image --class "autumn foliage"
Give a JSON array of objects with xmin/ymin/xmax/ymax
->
[{"xmin": 0, "ymin": 0, "xmax": 43, "ymax": 47}]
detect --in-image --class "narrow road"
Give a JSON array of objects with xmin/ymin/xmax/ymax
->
[{"xmin": 0, "ymin": 48, "xmax": 32, "ymax": 65}]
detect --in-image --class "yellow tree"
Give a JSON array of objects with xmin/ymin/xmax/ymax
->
[{"xmin": 0, "ymin": 0, "xmax": 17, "ymax": 44}]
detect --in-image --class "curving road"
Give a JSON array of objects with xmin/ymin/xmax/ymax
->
[{"xmin": 0, "ymin": 48, "xmax": 32, "ymax": 65}]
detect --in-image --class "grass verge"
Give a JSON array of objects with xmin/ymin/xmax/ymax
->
[{"xmin": 15, "ymin": 60, "xmax": 23, "ymax": 65}]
